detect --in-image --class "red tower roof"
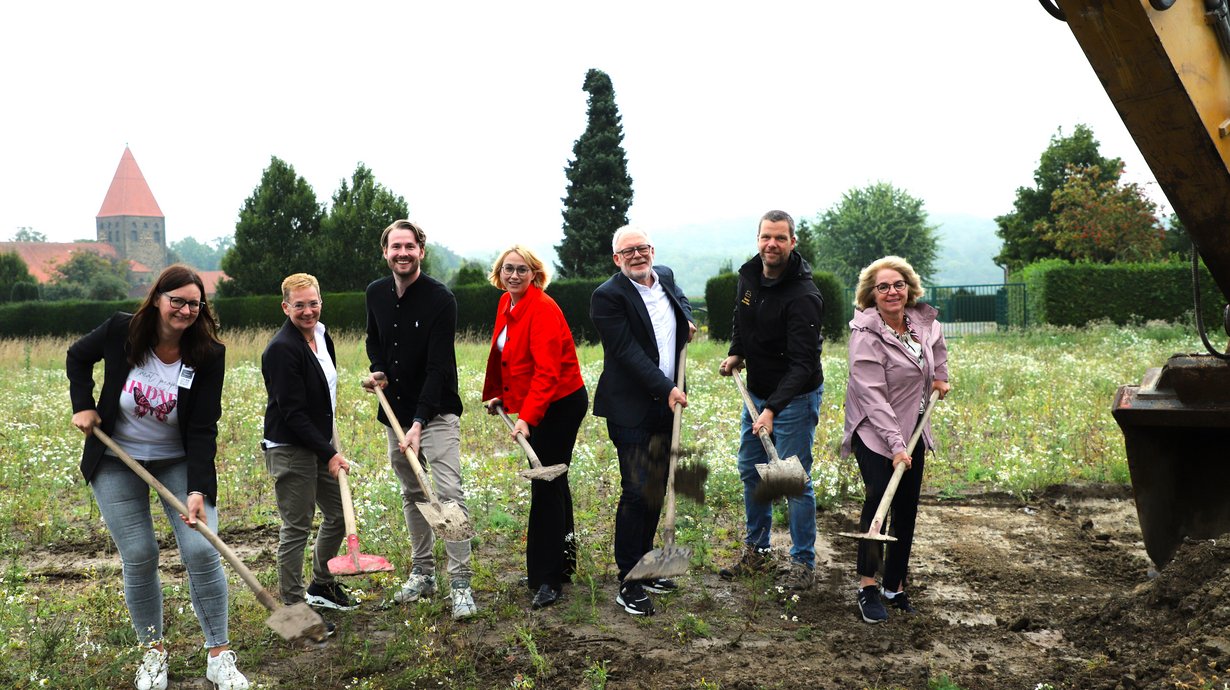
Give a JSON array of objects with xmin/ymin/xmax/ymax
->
[{"xmin": 97, "ymin": 147, "xmax": 164, "ymax": 218}]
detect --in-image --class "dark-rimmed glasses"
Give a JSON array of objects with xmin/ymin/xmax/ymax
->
[
  {"xmin": 874, "ymin": 281, "xmax": 908, "ymax": 294},
  {"xmin": 163, "ymin": 293, "xmax": 204, "ymax": 312},
  {"xmin": 615, "ymin": 244, "xmax": 652, "ymax": 259}
]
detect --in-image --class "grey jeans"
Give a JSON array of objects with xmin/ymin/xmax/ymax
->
[
  {"xmin": 386, "ymin": 414, "xmax": 472, "ymax": 583},
  {"xmin": 90, "ymin": 455, "xmax": 230, "ymax": 648},
  {"xmin": 264, "ymin": 444, "xmax": 346, "ymax": 604}
]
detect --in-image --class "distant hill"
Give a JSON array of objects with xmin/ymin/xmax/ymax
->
[{"xmin": 929, "ymin": 213, "xmax": 1004, "ymax": 286}]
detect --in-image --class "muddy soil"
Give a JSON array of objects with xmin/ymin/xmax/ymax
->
[{"xmin": 28, "ymin": 485, "xmax": 1230, "ymax": 689}]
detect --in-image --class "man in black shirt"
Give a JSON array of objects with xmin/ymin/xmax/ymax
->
[{"xmin": 363, "ymin": 219, "xmax": 476, "ymax": 620}]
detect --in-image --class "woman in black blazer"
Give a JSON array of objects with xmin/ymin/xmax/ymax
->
[{"xmin": 67, "ymin": 264, "xmax": 248, "ymax": 690}]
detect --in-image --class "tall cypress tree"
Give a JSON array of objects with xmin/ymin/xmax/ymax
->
[{"xmin": 555, "ymin": 68, "xmax": 634, "ymax": 279}]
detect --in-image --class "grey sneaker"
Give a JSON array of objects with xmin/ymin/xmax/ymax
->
[
  {"xmin": 393, "ymin": 566, "xmax": 436, "ymax": 604},
  {"xmin": 134, "ymin": 647, "xmax": 168, "ymax": 690},
  {"xmin": 782, "ymin": 562, "xmax": 814, "ymax": 591},
  {"xmin": 718, "ymin": 545, "xmax": 772, "ymax": 580},
  {"xmin": 451, "ymin": 582, "xmax": 477, "ymax": 620}
]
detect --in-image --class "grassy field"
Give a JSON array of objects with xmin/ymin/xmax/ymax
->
[{"xmin": 0, "ymin": 321, "xmax": 1205, "ymax": 688}]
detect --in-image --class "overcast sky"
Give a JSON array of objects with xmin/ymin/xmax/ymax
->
[{"xmin": 0, "ymin": 2, "xmax": 1164, "ymax": 259}]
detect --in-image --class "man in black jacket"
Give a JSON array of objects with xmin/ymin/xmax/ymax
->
[
  {"xmin": 718, "ymin": 210, "xmax": 824, "ymax": 590},
  {"xmin": 261, "ymin": 273, "xmax": 353, "ymax": 615},
  {"xmin": 591, "ymin": 225, "xmax": 696, "ymax": 616},
  {"xmin": 362, "ymin": 220, "xmax": 476, "ymax": 620}
]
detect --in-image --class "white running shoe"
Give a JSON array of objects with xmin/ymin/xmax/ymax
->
[
  {"xmin": 205, "ymin": 649, "xmax": 250, "ymax": 690},
  {"xmin": 134, "ymin": 647, "xmax": 168, "ymax": 690}
]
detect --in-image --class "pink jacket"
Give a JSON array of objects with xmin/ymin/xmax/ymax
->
[{"xmin": 841, "ymin": 303, "xmax": 948, "ymax": 459}]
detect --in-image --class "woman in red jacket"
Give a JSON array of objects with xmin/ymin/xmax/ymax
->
[{"xmin": 482, "ymin": 245, "xmax": 588, "ymax": 609}]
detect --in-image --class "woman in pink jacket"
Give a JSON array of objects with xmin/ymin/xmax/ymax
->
[{"xmin": 842, "ymin": 255, "xmax": 950, "ymax": 624}]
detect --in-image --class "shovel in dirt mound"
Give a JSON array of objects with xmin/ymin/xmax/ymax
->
[
  {"xmin": 92, "ymin": 428, "xmax": 327, "ymax": 643},
  {"xmin": 492, "ymin": 404, "xmax": 568, "ymax": 482},
  {"xmin": 732, "ymin": 370, "xmax": 809, "ymax": 501},
  {"xmin": 625, "ymin": 345, "xmax": 692, "ymax": 581},
  {"xmin": 838, "ymin": 390, "xmax": 940, "ymax": 542},
  {"xmin": 374, "ymin": 386, "xmax": 475, "ymax": 542}
]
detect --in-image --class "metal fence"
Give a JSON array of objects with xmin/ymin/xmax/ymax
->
[{"xmin": 843, "ymin": 283, "xmax": 1027, "ymax": 337}]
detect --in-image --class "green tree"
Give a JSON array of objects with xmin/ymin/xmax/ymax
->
[
  {"xmin": 12, "ymin": 227, "xmax": 46, "ymax": 242},
  {"xmin": 170, "ymin": 236, "xmax": 231, "ymax": 271},
  {"xmin": 555, "ymin": 68, "xmax": 634, "ymax": 279},
  {"xmin": 45, "ymin": 249, "xmax": 131, "ymax": 301},
  {"xmin": 995, "ymin": 124, "xmax": 1123, "ymax": 271},
  {"xmin": 1163, "ymin": 213, "xmax": 1193, "ymax": 258},
  {"xmin": 1041, "ymin": 164, "xmax": 1164, "ymax": 263},
  {"xmin": 219, "ymin": 157, "xmax": 323, "ymax": 296},
  {"xmin": 314, "ymin": 163, "xmax": 410, "ymax": 292},
  {"xmin": 0, "ymin": 251, "xmax": 36, "ymax": 303},
  {"xmin": 795, "ymin": 218, "xmax": 820, "ymax": 266},
  {"xmin": 451, "ymin": 260, "xmax": 489, "ymax": 288},
  {"xmin": 811, "ymin": 182, "xmax": 938, "ymax": 287}
]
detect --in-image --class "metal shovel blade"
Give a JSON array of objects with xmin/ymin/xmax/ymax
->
[
  {"xmin": 266, "ymin": 602, "xmax": 328, "ymax": 642},
  {"xmin": 416, "ymin": 500, "xmax": 475, "ymax": 542},
  {"xmin": 624, "ymin": 544, "xmax": 692, "ymax": 581},
  {"xmin": 753, "ymin": 455, "xmax": 808, "ymax": 501},
  {"xmin": 328, "ymin": 534, "xmax": 395, "ymax": 576},
  {"xmin": 518, "ymin": 464, "xmax": 568, "ymax": 482}
]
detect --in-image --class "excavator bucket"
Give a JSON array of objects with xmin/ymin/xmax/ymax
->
[{"xmin": 1112, "ymin": 355, "xmax": 1230, "ymax": 568}]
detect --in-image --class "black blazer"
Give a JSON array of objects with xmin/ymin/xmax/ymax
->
[
  {"xmin": 590, "ymin": 265, "xmax": 693, "ymax": 428},
  {"xmin": 67, "ymin": 312, "xmax": 226, "ymax": 501},
  {"xmin": 261, "ymin": 319, "xmax": 339, "ymax": 464}
]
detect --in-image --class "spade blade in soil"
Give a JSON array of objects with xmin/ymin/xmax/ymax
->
[
  {"xmin": 518, "ymin": 464, "xmax": 568, "ymax": 482},
  {"xmin": 328, "ymin": 534, "xmax": 395, "ymax": 576},
  {"xmin": 625, "ymin": 545, "xmax": 692, "ymax": 581},
  {"xmin": 417, "ymin": 499, "xmax": 475, "ymax": 542},
  {"xmin": 266, "ymin": 602, "xmax": 328, "ymax": 643},
  {"xmin": 753, "ymin": 455, "xmax": 808, "ymax": 501}
]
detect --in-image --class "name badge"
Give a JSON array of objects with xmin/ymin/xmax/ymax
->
[{"xmin": 178, "ymin": 366, "xmax": 196, "ymax": 390}]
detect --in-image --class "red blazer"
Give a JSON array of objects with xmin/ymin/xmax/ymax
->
[{"xmin": 482, "ymin": 285, "xmax": 584, "ymax": 427}]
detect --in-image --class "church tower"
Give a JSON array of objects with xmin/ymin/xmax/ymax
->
[{"xmin": 96, "ymin": 147, "xmax": 167, "ymax": 273}]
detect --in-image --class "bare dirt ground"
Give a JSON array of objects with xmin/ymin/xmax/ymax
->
[{"xmin": 30, "ymin": 485, "xmax": 1230, "ymax": 689}]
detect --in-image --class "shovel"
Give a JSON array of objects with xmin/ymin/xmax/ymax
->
[
  {"xmin": 327, "ymin": 426, "xmax": 394, "ymax": 575},
  {"xmin": 92, "ymin": 428, "xmax": 327, "ymax": 643},
  {"xmin": 493, "ymin": 404, "xmax": 568, "ymax": 482},
  {"xmin": 624, "ymin": 345, "xmax": 692, "ymax": 581},
  {"xmin": 838, "ymin": 390, "xmax": 941, "ymax": 542},
  {"xmin": 373, "ymin": 386, "xmax": 475, "ymax": 542},
  {"xmin": 732, "ymin": 370, "xmax": 809, "ymax": 501}
]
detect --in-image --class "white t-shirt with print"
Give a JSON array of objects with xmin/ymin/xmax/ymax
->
[{"xmin": 109, "ymin": 351, "xmax": 184, "ymax": 461}]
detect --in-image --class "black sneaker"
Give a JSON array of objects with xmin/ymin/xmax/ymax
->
[
  {"xmin": 616, "ymin": 581, "xmax": 654, "ymax": 616},
  {"xmin": 306, "ymin": 581, "xmax": 357, "ymax": 611},
  {"xmin": 883, "ymin": 590, "xmax": 917, "ymax": 614},
  {"xmin": 857, "ymin": 585, "xmax": 888, "ymax": 624},
  {"xmin": 531, "ymin": 584, "xmax": 561, "ymax": 610},
  {"xmin": 642, "ymin": 578, "xmax": 677, "ymax": 595}
]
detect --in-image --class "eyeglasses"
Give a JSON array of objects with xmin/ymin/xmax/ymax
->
[
  {"xmin": 615, "ymin": 244, "xmax": 652, "ymax": 259},
  {"xmin": 163, "ymin": 293, "xmax": 204, "ymax": 312},
  {"xmin": 874, "ymin": 281, "xmax": 908, "ymax": 294},
  {"xmin": 501, "ymin": 265, "xmax": 532, "ymax": 276},
  {"xmin": 288, "ymin": 300, "xmax": 322, "ymax": 311}
]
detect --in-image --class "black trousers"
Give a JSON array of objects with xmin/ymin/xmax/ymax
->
[
  {"xmin": 854, "ymin": 426, "xmax": 926, "ymax": 593},
  {"xmin": 525, "ymin": 386, "xmax": 587, "ymax": 590},
  {"xmin": 608, "ymin": 403, "xmax": 674, "ymax": 582}
]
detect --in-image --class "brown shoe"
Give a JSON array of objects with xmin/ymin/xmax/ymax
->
[
  {"xmin": 782, "ymin": 561, "xmax": 814, "ymax": 591},
  {"xmin": 719, "ymin": 545, "xmax": 772, "ymax": 580}
]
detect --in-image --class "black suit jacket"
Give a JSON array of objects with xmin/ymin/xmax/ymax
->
[
  {"xmin": 67, "ymin": 312, "xmax": 226, "ymax": 501},
  {"xmin": 590, "ymin": 265, "xmax": 693, "ymax": 428},
  {"xmin": 261, "ymin": 319, "xmax": 339, "ymax": 464}
]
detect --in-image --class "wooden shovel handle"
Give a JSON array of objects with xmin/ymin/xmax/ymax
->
[
  {"xmin": 732, "ymin": 369, "xmax": 782, "ymax": 463},
  {"xmin": 331, "ymin": 423, "xmax": 358, "ymax": 539},
  {"xmin": 92, "ymin": 428, "xmax": 280, "ymax": 613},
  {"xmin": 865, "ymin": 390, "xmax": 942, "ymax": 534},
  {"xmin": 373, "ymin": 386, "xmax": 439, "ymax": 504},
  {"xmin": 660, "ymin": 344, "xmax": 687, "ymax": 545},
  {"xmin": 494, "ymin": 405, "xmax": 545, "ymax": 469}
]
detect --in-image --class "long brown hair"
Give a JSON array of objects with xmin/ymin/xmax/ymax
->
[{"xmin": 127, "ymin": 264, "xmax": 223, "ymax": 368}]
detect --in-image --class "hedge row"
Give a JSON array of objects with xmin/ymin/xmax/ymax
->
[
  {"xmin": 1020, "ymin": 259, "xmax": 1225, "ymax": 327},
  {"xmin": 704, "ymin": 270, "xmax": 846, "ymax": 343},
  {"xmin": 0, "ymin": 278, "xmax": 609, "ymax": 342}
]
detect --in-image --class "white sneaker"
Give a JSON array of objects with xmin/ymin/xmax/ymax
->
[
  {"xmin": 393, "ymin": 567, "xmax": 436, "ymax": 604},
  {"xmin": 451, "ymin": 584, "xmax": 477, "ymax": 620},
  {"xmin": 134, "ymin": 647, "xmax": 168, "ymax": 690},
  {"xmin": 205, "ymin": 649, "xmax": 250, "ymax": 690}
]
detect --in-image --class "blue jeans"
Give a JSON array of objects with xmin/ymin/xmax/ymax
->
[
  {"xmin": 90, "ymin": 456, "xmax": 230, "ymax": 648},
  {"xmin": 736, "ymin": 385, "xmax": 822, "ymax": 568}
]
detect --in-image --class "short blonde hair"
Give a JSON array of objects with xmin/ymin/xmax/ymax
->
[
  {"xmin": 854, "ymin": 256, "xmax": 924, "ymax": 310},
  {"xmin": 489, "ymin": 245, "xmax": 550, "ymax": 291},
  {"xmin": 281, "ymin": 273, "xmax": 320, "ymax": 303}
]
